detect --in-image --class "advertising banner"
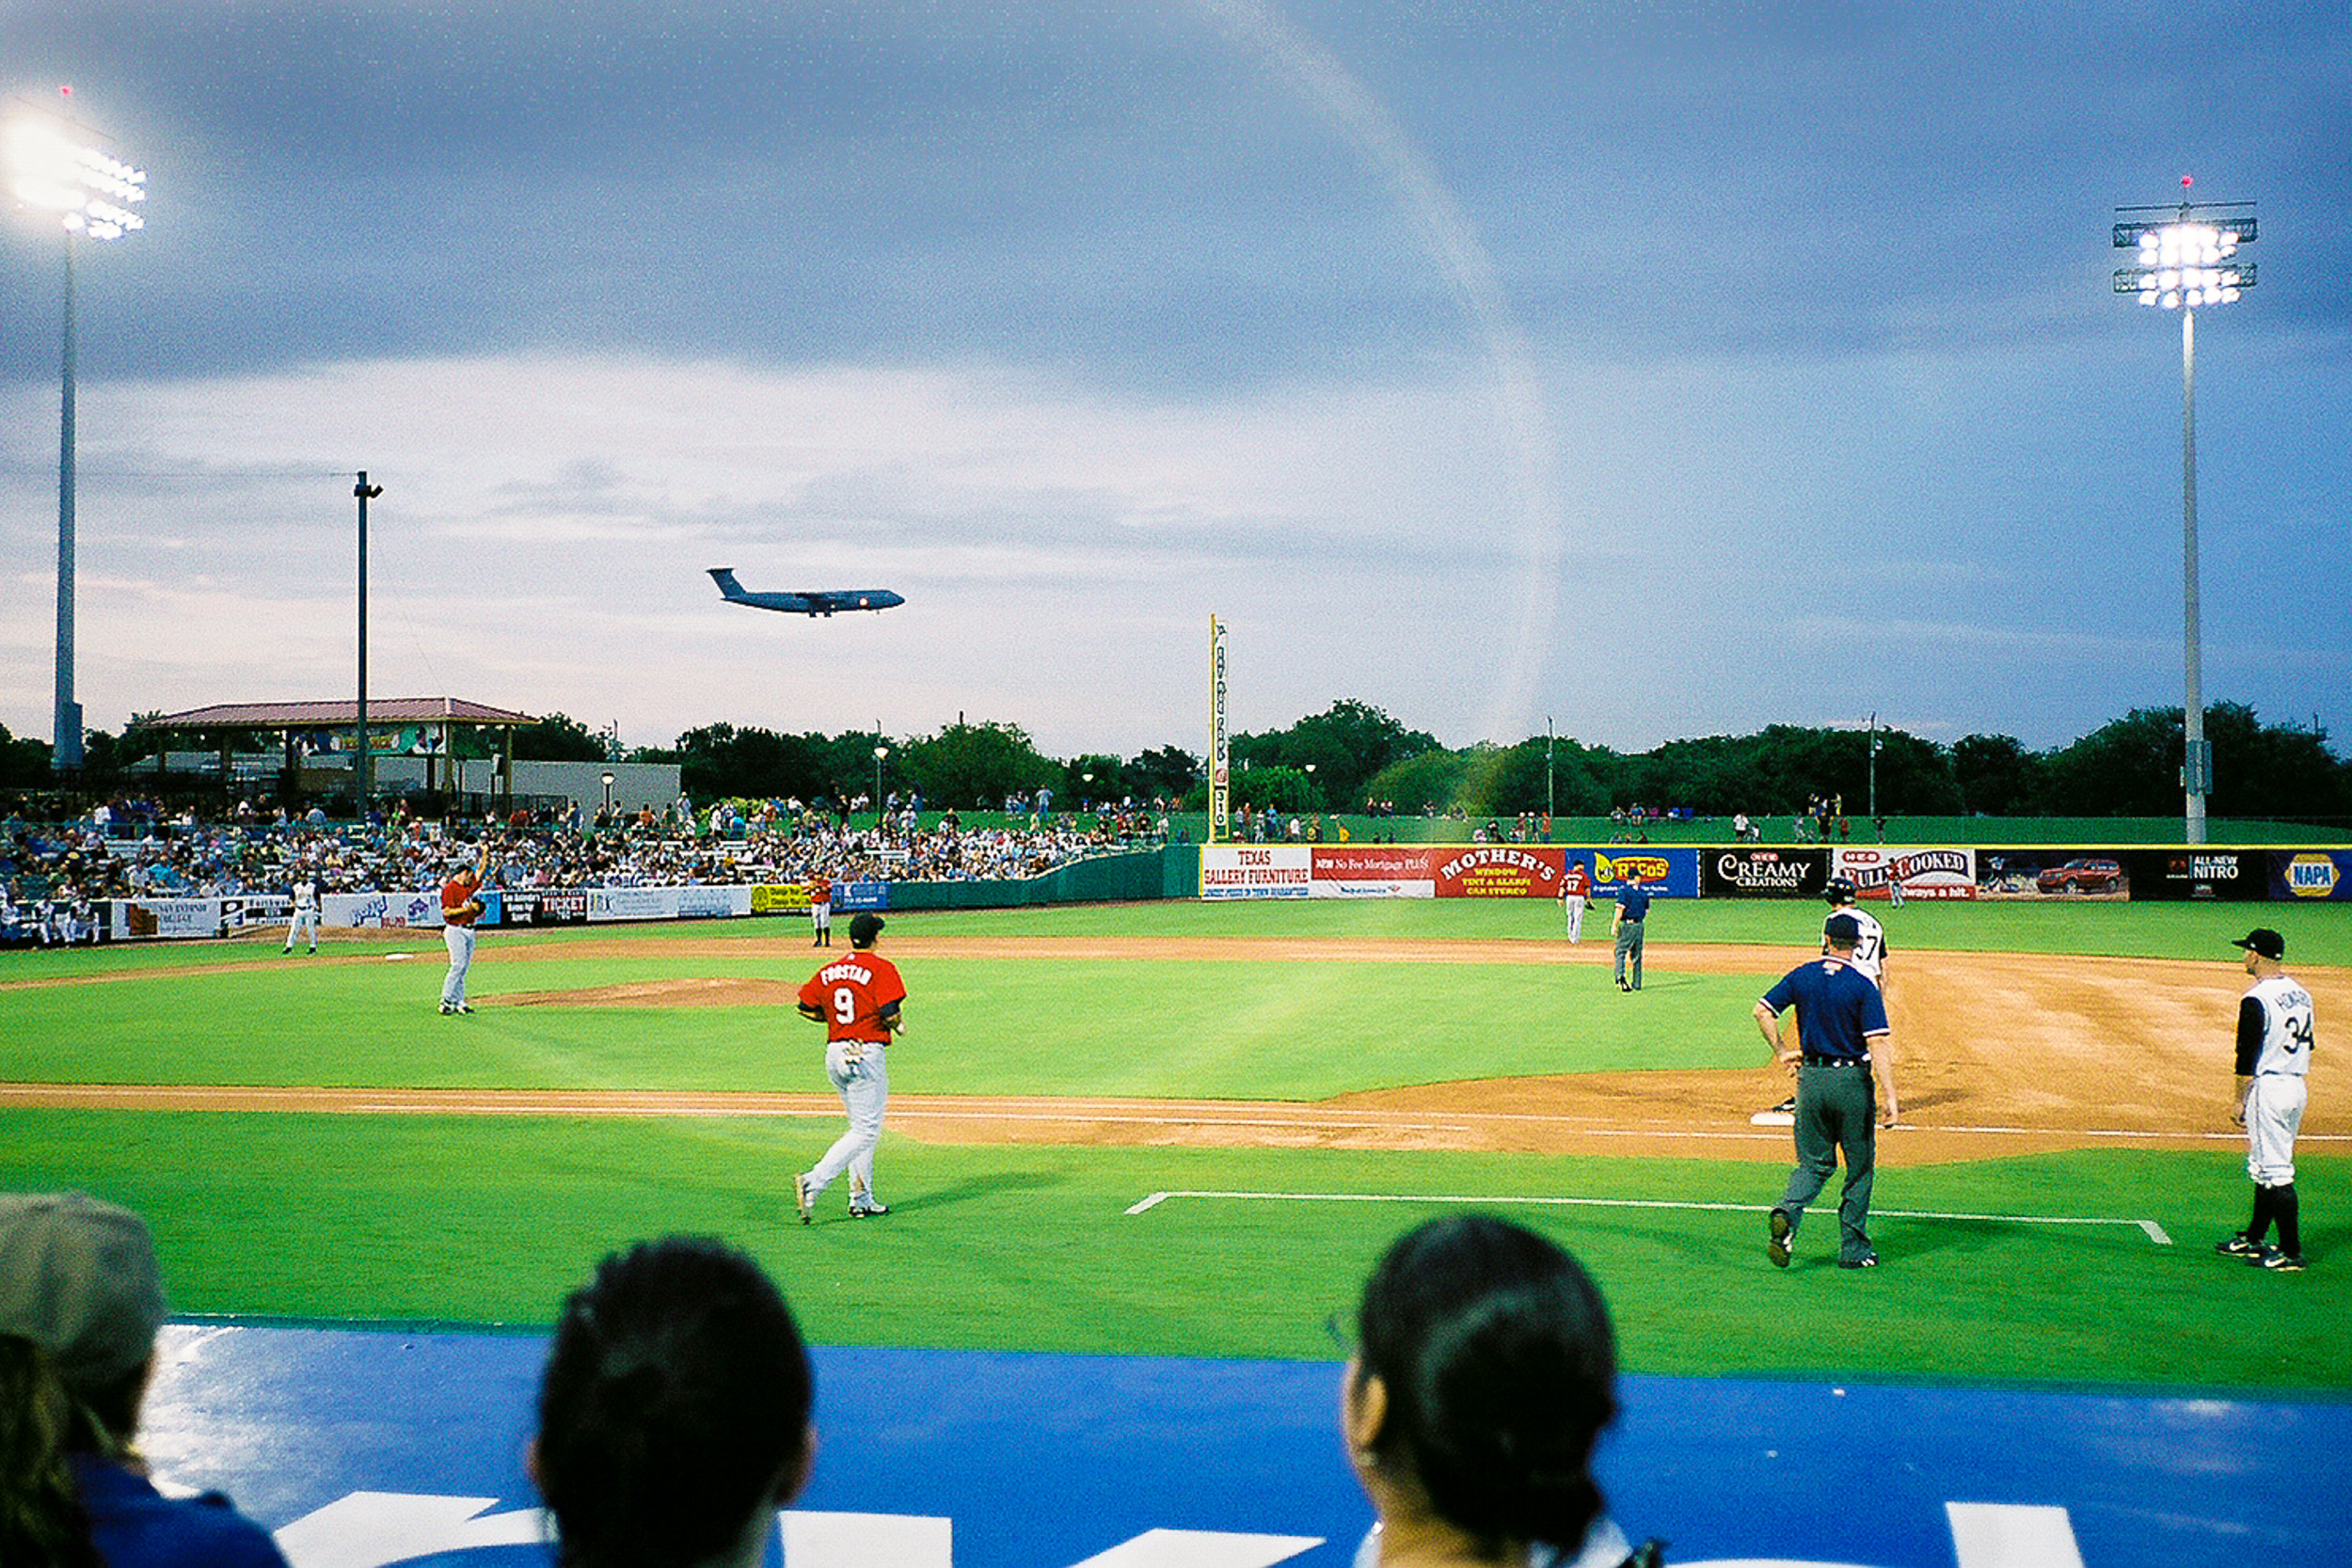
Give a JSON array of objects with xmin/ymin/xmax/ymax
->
[
  {"xmin": 753, "ymin": 884, "xmax": 810, "ymax": 914},
  {"xmin": 1972, "ymin": 850, "xmax": 2122, "ymax": 902},
  {"xmin": 1582, "ymin": 848, "xmax": 1700, "ymax": 899},
  {"xmin": 328, "ymin": 891, "xmax": 444, "ymax": 929},
  {"xmin": 2272, "ymin": 851, "xmax": 2351, "ymax": 902},
  {"xmin": 1702, "ymin": 847, "xmax": 1828, "ymax": 899},
  {"xmin": 529, "ymin": 891, "xmax": 591, "ymax": 925},
  {"xmin": 1832, "ymin": 847, "xmax": 1977, "ymax": 901},
  {"xmin": 1208, "ymin": 615, "xmax": 1230, "ymax": 842},
  {"xmin": 1200, "ymin": 844, "xmax": 1312, "ymax": 899},
  {"xmin": 1432, "ymin": 845, "xmax": 1566, "ymax": 898},
  {"xmin": 2125, "ymin": 849, "xmax": 2267, "ymax": 902},
  {"xmin": 835, "ymin": 881, "xmax": 891, "ymax": 911},
  {"xmin": 1310, "ymin": 845, "xmax": 1436, "ymax": 898},
  {"xmin": 112, "ymin": 898, "xmax": 225, "ymax": 940}
]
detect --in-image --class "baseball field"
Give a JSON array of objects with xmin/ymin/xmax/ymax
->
[{"xmin": 2, "ymin": 895, "xmax": 2344, "ymax": 1392}]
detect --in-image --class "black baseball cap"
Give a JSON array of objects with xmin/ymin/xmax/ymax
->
[
  {"xmin": 849, "ymin": 912, "xmax": 885, "ymax": 946},
  {"xmin": 1823, "ymin": 877, "xmax": 1857, "ymax": 906},
  {"xmin": 1824, "ymin": 912, "xmax": 1862, "ymax": 944},
  {"xmin": 2232, "ymin": 928, "xmax": 2285, "ymax": 960}
]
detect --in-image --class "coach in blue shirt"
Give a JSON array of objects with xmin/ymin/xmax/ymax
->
[{"xmin": 1754, "ymin": 913, "xmax": 1900, "ymax": 1269}]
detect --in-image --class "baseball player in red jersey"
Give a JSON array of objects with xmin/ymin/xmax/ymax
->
[
  {"xmin": 1560, "ymin": 860, "xmax": 1592, "ymax": 942},
  {"xmin": 437, "ymin": 842, "xmax": 489, "ymax": 1016},
  {"xmin": 807, "ymin": 873, "xmax": 833, "ymax": 946},
  {"xmin": 793, "ymin": 911, "xmax": 905, "ymax": 1221}
]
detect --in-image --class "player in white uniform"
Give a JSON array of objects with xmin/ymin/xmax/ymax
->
[
  {"xmin": 2216, "ymin": 927, "xmax": 2313, "ymax": 1272},
  {"xmin": 1763, "ymin": 877, "xmax": 1886, "ymax": 1118},
  {"xmin": 282, "ymin": 870, "xmax": 321, "ymax": 954}
]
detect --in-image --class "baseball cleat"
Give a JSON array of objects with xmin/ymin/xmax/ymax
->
[
  {"xmin": 793, "ymin": 1174, "xmax": 813, "ymax": 1225},
  {"xmin": 1767, "ymin": 1208, "xmax": 1791, "ymax": 1269},
  {"xmin": 2251, "ymin": 1247, "xmax": 2305, "ymax": 1272},
  {"xmin": 438, "ymin": 1003, "xmax": 455, "ymax": 1016},
  {"xmin": 1770, "ymin": 1097, "xmax": 1797, "ymax": 1117},
  {"xmin": 849, "ymin": 1202, "xmax": 890, "ymax": 1218},
  {"xmin": 1839, "ymin": 1252, "xmax": 1880, "ymax": 1269},
  {"xmin": 2215, "ymin": 1232, "xmax": 2261, "ymax": 1258}
]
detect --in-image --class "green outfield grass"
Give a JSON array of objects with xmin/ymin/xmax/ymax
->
[
  {"xmin": 1, "ymin": 896, "xmax": 2344, "ymax": 1389},
  {"xmin": 0, "ymin": 1111, "xmax": 2338, "ymax": 1389}
]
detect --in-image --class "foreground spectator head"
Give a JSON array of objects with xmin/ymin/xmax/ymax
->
[
  {"xmin": 1344, "ymin": 1213, "xmax": 1621, "ymax": 1564},
  {"xmin": 534, "ymin": 1237, "xmax": 815, "ymax": 1568},
  {"xmin": 0, "ymin": 1191, "xmax": 167, "ymax": 1451},
  {"xmin": 1, "ymin": 1191, "xmax": 288, "ymax": 1568}
]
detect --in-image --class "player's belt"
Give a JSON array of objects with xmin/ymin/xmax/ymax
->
[{"xmin": 1801, "ymin": 1054, "xmax": 1868, "ymax": 1067}]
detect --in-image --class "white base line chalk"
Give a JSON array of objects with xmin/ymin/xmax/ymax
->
[{"xmin": 1122, "ymin": 1189, "xmax": 2172, "ymax": 1244}]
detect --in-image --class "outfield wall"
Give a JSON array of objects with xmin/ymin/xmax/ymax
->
[{"xmin": 49, "ymin": 844, "xmax": 2352, "ymax": 943}]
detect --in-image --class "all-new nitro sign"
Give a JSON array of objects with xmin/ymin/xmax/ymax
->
[{"xmin": 1435, "ymin": 846, "xmax": 1563, "ymax": 898}]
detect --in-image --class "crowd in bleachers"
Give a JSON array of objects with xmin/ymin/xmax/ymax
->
[{"xmin": 0, "ymin": 792, "xmax": 1172, "ymax": 947}]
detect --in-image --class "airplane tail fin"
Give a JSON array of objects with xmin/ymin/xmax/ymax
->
[{"xmin": 707, "ymin": 567, "xmax": 746, "ymax": 599}]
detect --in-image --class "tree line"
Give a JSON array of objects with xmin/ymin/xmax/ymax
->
[{"xmin": 3, "ymin": 698, "xmax": 2344, "ymax": 822}]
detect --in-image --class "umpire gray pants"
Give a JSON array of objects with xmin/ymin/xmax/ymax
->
[
  {"xmin": 1613, "ymin": 918, "xmax": 1644, "ymax": 989},
  {"xmin": 1776, "ymin": 1057, "xmax": 1877, "ymax": 1262}
]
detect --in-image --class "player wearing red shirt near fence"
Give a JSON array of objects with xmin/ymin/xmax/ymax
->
[
  {"xmin": 793, "ymin": 911, "xmax": 905, "ymax": 1222},
  {"xmin": 438, "ymin": 842, "xmax": 489, "ymax": 1016},
  {"xmin": 807, "ymin": 872, "xmax": 833, "ymax": 947},
  {"xmin": 1560, "ymin": 860, "xmax": 1592, "ymax": 943}
]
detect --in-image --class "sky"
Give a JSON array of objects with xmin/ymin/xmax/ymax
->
[{"xmin": 3, "ymin": 1, "xmax": 2346, "ymax": 765}]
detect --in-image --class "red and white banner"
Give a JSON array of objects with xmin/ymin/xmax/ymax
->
[
  {"xmin": 1431, "ymin": 845, "xmax": 1565, "ymax": 898},
  {"xmin": 1200, "ymin": 844, "xmax": 1312, "ymax": 899},
  {"xmin": 1310, "ymin": 845, "xmax": 1435, "ymax": 898},
  {"xmin": 1832, "ymin": 847, "xmax": 1977, "ymax": 900}
]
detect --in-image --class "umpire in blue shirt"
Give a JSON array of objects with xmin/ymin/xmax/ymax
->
[{"xmin": 1754, "ymin": 912, "xmax": 1900, "ymax": 1269}]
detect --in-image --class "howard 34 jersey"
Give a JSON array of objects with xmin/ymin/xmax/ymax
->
[{"xmin": 2239, "ymin": 975, "xmax": 2316, "ymax": 1079}]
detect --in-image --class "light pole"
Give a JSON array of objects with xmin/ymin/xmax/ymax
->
[
  {"xmin": 1867, "ymin": 712, "xmax": 1881, "ymax": 821},
  {"xmin": 354, "ymin": 474, "xmax": 382, "ymax": 812},
  {"xmin": 2115, "ymin": 179, "xmax": 2256, "ymax": 846},
  {"xmin": 600, "ymin": 770, "xmax": 615, "ymax": 818},
  {"xmin": 873, "ymin": 745, "xmax": 889, "ymax": 824},
  {"xmin": 1302, "ymin": 761, "xmax": 1316, "ymax": 809},
  {"xmin": 7, "ymin": 92, "xmax": 147, "ymax": 773}
]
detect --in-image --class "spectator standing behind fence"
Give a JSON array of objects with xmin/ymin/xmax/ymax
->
[
  {"xmin": 532, "ymin": 1237, "xmax": 816, "ymax": 1568},
  {"xmin": 0, "ymin": 1191, "xmax": 291, "ymax": 1568},
  {"xmin": 1341, "ymin": 1213, "xmax": 1661, "ymax": 1568}
]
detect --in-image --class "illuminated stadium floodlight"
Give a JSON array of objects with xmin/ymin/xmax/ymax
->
[
  {"xmin": 7, "ymin": 90, "xmax": 149, "ymax": 774},
  {"xmin": 2112, "ymin": 178, "xmax": 2256, "ymax": 847}
]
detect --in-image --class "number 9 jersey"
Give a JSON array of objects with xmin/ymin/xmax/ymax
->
[{"xmin": 800, "ymin": 952, "xmax": 907, "ymax": 1045}]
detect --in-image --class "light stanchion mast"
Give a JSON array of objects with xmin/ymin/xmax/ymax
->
[
  {"xmin": 6, "ymin": 91, "xmax": 147, "ymax": 773},
  {"xmin": 2114, "ymin": 178, "xmax": 2256, "ymax": 846}
]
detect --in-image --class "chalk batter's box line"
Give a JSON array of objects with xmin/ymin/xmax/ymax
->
[{"xmin": 1122, "ymin": 1189, "xmax": 2175, "ymax": 1245}]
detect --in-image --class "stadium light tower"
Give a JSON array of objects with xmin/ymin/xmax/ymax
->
[
  {"xmin": 6, "ymin": 89, "xmax": 147, "ymax": 774},
  {"xmin": 2114, "ymin": 177, "xmax": 2256, "ymax": 846}
]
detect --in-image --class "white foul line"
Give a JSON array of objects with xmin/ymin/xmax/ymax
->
[{"xmin": 1122, "ymin": 1189, "xmax": 2173, "ymax": 1245}]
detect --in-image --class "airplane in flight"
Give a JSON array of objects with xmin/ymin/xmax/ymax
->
[{"xmin": 707, "ymin": 568, "xmax": 904, "ymax": 618}]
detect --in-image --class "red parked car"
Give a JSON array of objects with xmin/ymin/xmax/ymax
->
[{"xmin": 2036, "ymin": 858, "xmax": 2124, "ymax": 895}]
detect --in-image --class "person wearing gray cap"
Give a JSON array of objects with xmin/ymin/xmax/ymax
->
[
  {"xmin": 2215, "ymin": 929, "xmax": 2315, "ymax": 1273},
  {"xmin": 0, "ymin": 1191, "xmax": 290, "ymax": 1568}
]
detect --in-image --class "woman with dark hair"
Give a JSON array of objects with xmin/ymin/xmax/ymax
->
[
  {"xmin": 533, "ymin": 1237, "xmax": 816, "ymax": 1568},
  {"xmin": 1343, "ymin": 1214, "xmax": 1660, "ymax": 1568}
]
